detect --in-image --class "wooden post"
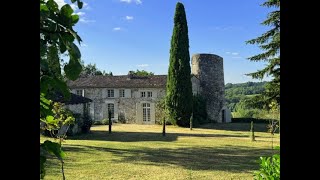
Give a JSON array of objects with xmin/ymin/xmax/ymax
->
[
  {"xmin": 162, "ymin": 118, "xmax": 166, "ymax": 136},
  {"xmin": 190, "ymin": 113, "xmax": 193, "ymax": 130},
  {"xmin": 250, "ymin": 120, "xmax": 255, "ymax": 141},
  {"xmin": 108, "ymin": 110, "xmax": 112, "ymax": 134}
]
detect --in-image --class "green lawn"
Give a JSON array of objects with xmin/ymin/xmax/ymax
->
[{"xmin": 41, "ymin": 123, "xmax": 280, "ymax": 180}]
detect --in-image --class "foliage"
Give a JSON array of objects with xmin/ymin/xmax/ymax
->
[
  {"xmin": 81, "ymin": 111, "xmax": 93, "ymax": 133},
  {"xmin": 101, "ymin": 119, "xmax": 110, "ymax": 125},
  {"xmin": 250, "ymin": 121, "xmax": 255, "ymax": 141},
  {"xmin": 254, "ymin": 147, "xmax": 280, "ymax": 180},
  {"xmin": 93, "ymin": 121, "xmax": 103, "ymax": 125},
  {"xmin": 156, "ymin": 97, "xmax": 174, "ymax": 125},
  {"xmin": 246, "ymin": 0, "xmax": 280, "ymax": 106},
  {"xmin": 192, "ymin": 94, "xmax": 208, "ymax": 126},
  {"xmin": 118, "ymin": 112, "xmax": 126, "ymax": 123},
  {"xmin": 128, "ymin": 69, "xmax": 154, "ymax": 76},
  {"xmin": 41, "ymin": 102, "xmax": 75, "ymax": 132},
  {"xmin": 166, "ymin": 2, "xmax": 193, "ymax": 127},
  {"xmin": 225, "ymin": 81, "xmax": 267, "ymax": 111},
  {"xmin": 80, "ymin": 62, "xmax": 113, "ymax": 77},
  {"xmin": 40, "ymin": 0, "xmax": 84, "ymax": 178}
]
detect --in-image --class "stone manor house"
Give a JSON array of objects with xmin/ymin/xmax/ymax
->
[{"xmin": 66, "ymin": 54, "xmax": 231, "ymax": 124}]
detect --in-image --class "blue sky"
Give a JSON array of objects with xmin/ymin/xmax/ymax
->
[{"xmin": 58, "ymin": 0, "xmax": 273, "ymax": 84}]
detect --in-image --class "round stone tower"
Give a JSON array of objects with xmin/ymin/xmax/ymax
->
[{"xmin": 191, "ymin": 53, "xmax": 225, "ymax": 123}]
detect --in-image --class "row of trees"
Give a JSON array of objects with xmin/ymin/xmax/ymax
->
[
  {"xmin": 80, "ymin": 63, "xmax": 156, "ymax": 77},
  {"xmin": 225, "ymin": 81, "xmax": 267, "ymax": 112}
]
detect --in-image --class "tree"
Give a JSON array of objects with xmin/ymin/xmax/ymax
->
[
  {"xmin": 40, "ymin": 0, "xmax": 84, "ymax": 179},
  {"xmin": 80, "ymin": 63, "xmax": 113, "ymax": 77},
  {"xmin": 246, "ymin": 0, "xmax": 280, "ymax": 107},
  {"xmin": 166, "ymin": 2, "xmax": 193, "ymax": 127},
  {"xmin": 128, "ymin": 69, "xmax": 154, "ymax": 76}
]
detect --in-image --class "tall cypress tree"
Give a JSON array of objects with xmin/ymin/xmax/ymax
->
[{"xmin": 166, "ymin": 2, "xmax": 193, "ymax": 127}]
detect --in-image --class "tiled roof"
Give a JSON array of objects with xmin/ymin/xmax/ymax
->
[
  {"xmin": 67, "ymin": 75, "xmax": 167, "ymax": 88},
  {"xmin": 53, "ymin": 92, "xmax": 92, "ymax": 105}
]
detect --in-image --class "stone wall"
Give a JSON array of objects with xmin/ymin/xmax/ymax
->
[
  {"xmin": 65, "ymin": 104, "xmax": 84, "ymax": 115},
  {"xmin": 191, "ymin": 53, "xmax": 225, "ymax": 122},
  {"xmin": 191, "ymin": 76, "xmax": 201, "ymax": 95},
  {"xmin": 72, "ymin": 88, "xmax": 166, "ymax": 124}
]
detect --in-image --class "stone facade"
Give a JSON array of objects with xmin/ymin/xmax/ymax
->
[
  {"xmin": 68, "ymin": 53, "xmax": 231, "ymax": 124},
  {"xmin": 191, "ymin": 53, "xmax": 226, "ymax": 123},
  {"xmin": 70, "ymin": 87, "xmax": 166, "ymax": 124}
]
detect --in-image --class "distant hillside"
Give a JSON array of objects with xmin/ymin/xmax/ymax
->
[{"xmin": 225, "ymin": 81, "xmax": 267, "ymax": 112}]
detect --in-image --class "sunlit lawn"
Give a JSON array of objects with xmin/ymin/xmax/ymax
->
[{"xmin": 41, "ymin": 123, "xmax": 280, "ymax": 180}]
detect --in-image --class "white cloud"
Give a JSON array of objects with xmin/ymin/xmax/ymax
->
[
  {"xmin": 70, "ymin": 4, "xmax": 78, "ymax": 10},
  {"xmin": 80, "ymin": 43, "xmax": 88, "ymax": 47},
  {"xmin": 83, "ymin": 2, "xmax": 89, "ymax": 9},
  {"xmin": 125, "ymin": 16, "xmax": 134, "ymax": 20},
  {"xmin": 231, "ymin": 52, "xmax": 239, "ymax": 55},
  {"xmin": 226, "ymin": 52, "xmax": 231, "ymax": 54},
  {"xmin": 136, "ymin": 64, "xmax": 149, "ymax": 67},
  {"xmin": 54, "ymin": 0, "xmax": 66, "ymax": 8},
  {"xmin": 79, "ymin": 18, "xmax": 96, "ymax": 23},
  {"xmin": 120, "ymin": 0, "xmax": 142, "ymax": 5},
  {"xmin": 76, "ymin": 12, "xmax": 85, "ymax": 16},
  {"xmin": 120, "ymin": 0, "xmax": 132, "ymax": 3},
  {"xmin": 113, "ymin": 27, "xmax": 122, "ymax": 31},
  {"xmin": 231, "ymin": 56, "xmax": 243, "ymax": 59}
]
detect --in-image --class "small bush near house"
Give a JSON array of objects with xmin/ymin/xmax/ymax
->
[
  {"xmin": 66, "ymin": 113, "xmax": 82, "ymax": 136},
  {"xmin": 118, "ymin": 112, "xmax": 126, "ymax": 123},
  {"xmin": 101, "ymin": 119, "xmax": 110, "ymax": 125},
  {"xmin": 81, "ymin": 113, "xmax": 93, "ymax": 133},
  {"xmin": 93, "ymin": 121, "xmax": 103, "ymax": 125}
]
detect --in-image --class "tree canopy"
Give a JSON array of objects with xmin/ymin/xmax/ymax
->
[
  {"xmin": 128, "ymin": 69, "xmax": 154, "ymax": 76},
  {"xmin": 246, "ymin": 0, "xmax": 280, "ymax": 107},
  {"xmin": 40, "ymin": 0, "xmax": 84, "ymax": 178}
]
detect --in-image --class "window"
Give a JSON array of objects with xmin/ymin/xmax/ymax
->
[
  {"xmin": 107, "ymin": 103, "xmax": 114, "ymax": 118},
  {"xmin": 76, "ymin": 89, "xmax": 84, "ymax": 97},
  {"xmin": 141, "ymin": 92, "xmax": 146, "ymax": 97},
  {"xmin": 147, "ymin": 91, "xmax": 152, "ymax": 97},
  {"xmin": 142, "ymin": 103, "xmax": 151, "ymax": 121},
  {"xmin": 107, "ymin": 89, "xmax": 114, "ymax": 97},
  {"xmin": 119, "ymin": 89, "xmax": 125, "ymax": 97}
]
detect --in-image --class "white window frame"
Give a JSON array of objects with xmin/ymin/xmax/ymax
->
[
  {"xmin": 107, "ymin": 103, "xmax": 114, "ymax": 118},
  {"xmin": 142, "ymin": 103, "xmax": 151, "ymax": 122},
  {"xmin": 107, "ymin": 89, "xmax": 114, "ymax": 97},
  {"xmin": 119, "ymin": 89, "xmax": 125, "ymax": 97},
  {"xmin": 76, "ymin": 89, "xmax": 84, "ymax": 97},
  {"xmin": 147, "ymin": 91, "xmax": 152, "ymax": 97},
  {"xmin": 141, "ymin": 92, "xmax": 146, "ymax": 97}
]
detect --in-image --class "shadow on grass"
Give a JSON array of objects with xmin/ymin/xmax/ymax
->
[
  {"xmin": 63, "ymin": 144, "xmax": 274, "ymax": 173},
  {"xmin": 69, "ymin": 131, "xmax": 248, "ymax": 142},
  {"xmin": 198, "ymin": 123, "xmax": 269, "ymax": 132}
]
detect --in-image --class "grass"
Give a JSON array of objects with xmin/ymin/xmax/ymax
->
[{"xmin": 41, "ymin": 123, "xmax": 280, "ymax": 180}]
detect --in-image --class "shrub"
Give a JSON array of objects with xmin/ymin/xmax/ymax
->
[
  {"xmin": 192, "ymin": 94, "xmax": 208, "ymax": 126},
  {"xmin": 101, "ymin": 119, "xmax": 110, "ymax": 125},
  {"xmin": 93, "ymin": 121, "xmax": 103, "ymax": 125},
  {"xmin": 81, "ymin": 113, "xmax": 92, "ymax": 133},
  {"xmin": 156, "ymin": 97, "xmax": 174, "ymax": 125},
  {"xmin": 118, "ymin": 112, "xmax": 126, "ymax": 123},
  {"xmin": 254, "ymin": 147, "xmax": 280, "ymax": 179}
]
